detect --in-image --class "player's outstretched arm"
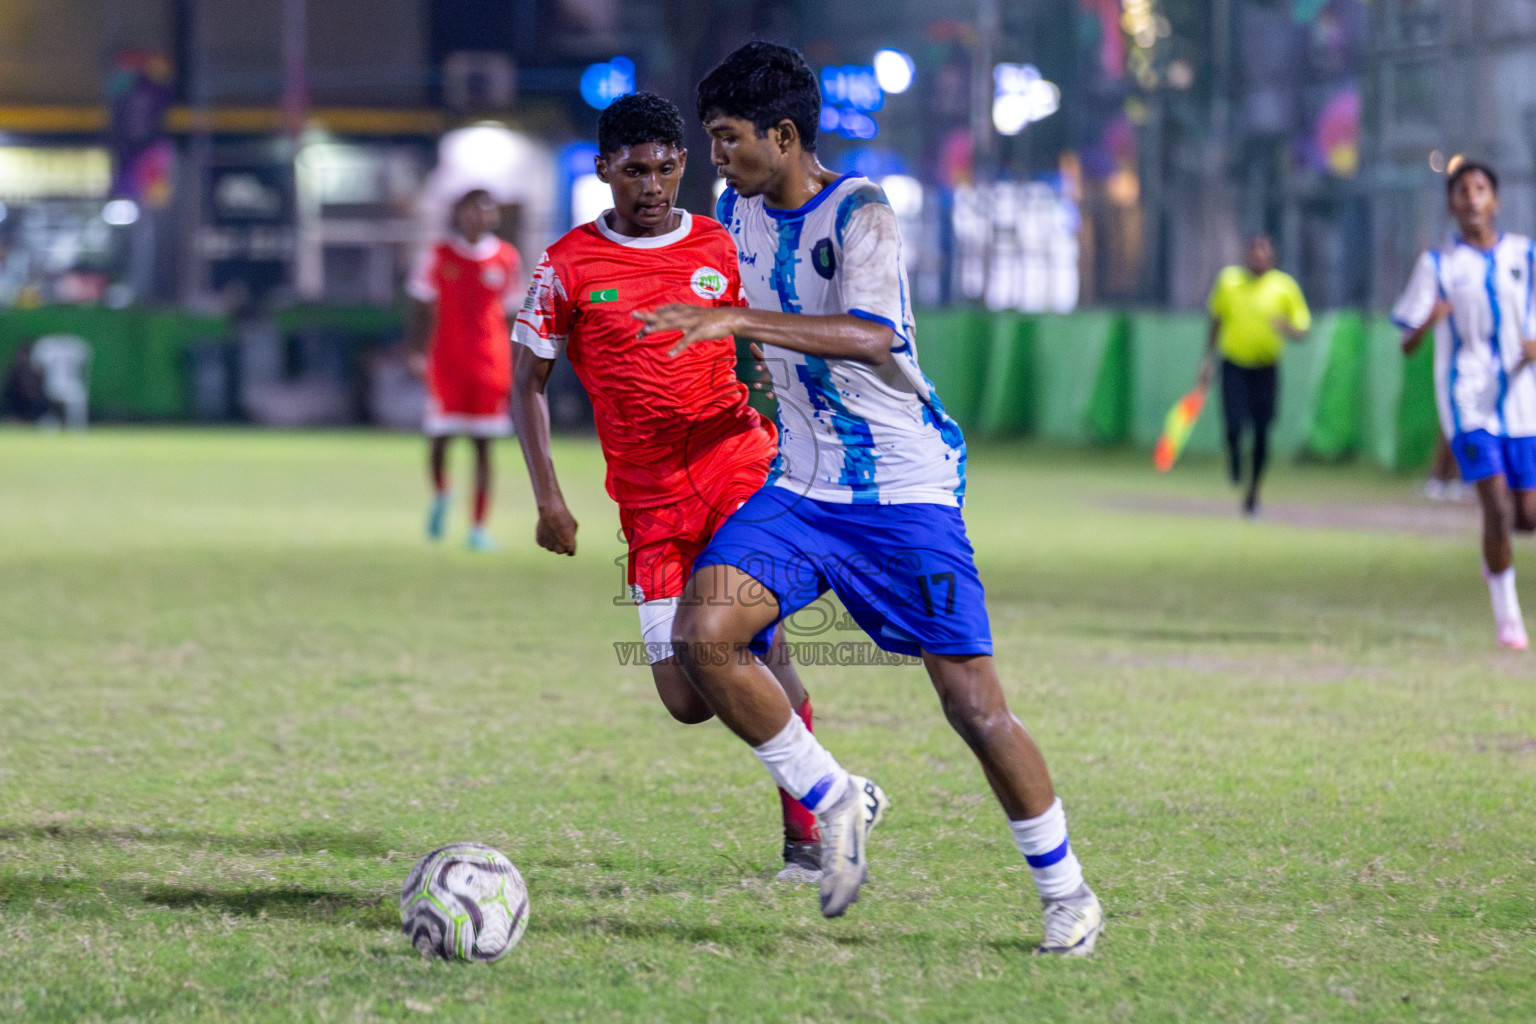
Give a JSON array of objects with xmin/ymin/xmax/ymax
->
[
  {"xmin": 510, "ymin": 344, "xmax": 577, "ymax": 555},
  {"xmin": 633, "ymin": 305, "xmax": 894, "ymax": 364}
]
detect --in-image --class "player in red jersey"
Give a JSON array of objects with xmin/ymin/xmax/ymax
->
[
  {"xmin": 511, "ymin": 92, "xmax": 825, "ymax": 881},
  {"xmin": 406, "ymin": 189, "xmax": 522, "ymax": 551}
]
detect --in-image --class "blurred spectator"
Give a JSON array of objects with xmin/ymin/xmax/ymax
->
[
  {"xmin": 1423, "ymin": 435, "xmax": 1472, "ymax": 502},
  {"xmin": 30, "ymin": 334, "xmax": 92, "ymax": 430},
  {"xmin": 1, "ymin": 342, "xmax": 50, "ymax": 422}
]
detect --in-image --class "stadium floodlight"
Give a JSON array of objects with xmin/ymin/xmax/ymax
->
[
  {"xmin": 880, "ymin": 174, "xmax": 923, "ymax": 218},
  {"xmin": 873, "ymin": 49, "xmax": 914, "ymax": 94},
  {"xmin": 821, "ymin": 66, "xmax": 883, "ymax": 112},
  {"xmin": 992, "ymin": 63, "xmax": 1060, "ymax": 136},
  {"xmin": 102, "ymin": 198, "xmax": 140, "ymax": 226},
  {"xmin": 839, "ymin": 109, "xmax": 879, "ymax": 140},
  {"xmin": 819, "ymin": 105, "xmax": 842, "ymax": 133},
  {"xmin": 580, "ymin": 57, "xmax": 636, "ymax": 111}
]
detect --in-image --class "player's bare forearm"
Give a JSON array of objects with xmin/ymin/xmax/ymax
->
[
  {"xmin": 1198, "ymin": 319, "xmax": 1220, "ymax": 386},
  {"xmin": 511, "ymin": 347, "xmax": 577, "ymax": 555},
  {"xmin": 634, "ymin": 305, "xmax": 894, "ymax": 364},
  {"xmin": 1403, "ymin": 299, "xmax": 1453, "ymax": 356},
  {"xmin": 405, "ymin": 299, "xmax": 435, "ymax": 354},
  {"xmin": 403, "ymin": 300, "xmax": 435, "ymax": 377}
]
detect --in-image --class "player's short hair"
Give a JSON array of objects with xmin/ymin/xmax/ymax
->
[
  {"xmin": 597, "ymin": 92, "xmax": 685, "ymax": 156},
  {"xmin": 696, "ymin": 41, "xmax": 820, "ymax": 153},
  {"xmin": 1447, "ymin": 160, "xmax": 1498, "ymax": 196},
  {"xmin": 453, "ymin": 188, "xmax": 494, "ymax": 210}
]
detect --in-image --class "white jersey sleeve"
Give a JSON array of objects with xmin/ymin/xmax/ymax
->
[
  {"xmin": 1391, "ymin": 250, "xmax": 1440, "ymax": 333},
  {"xmin": 836, "ymin": 186, "xmax": 910, "ymax": 339},
  {"xmin": 512, "ymin": 252, "xmax": 570, "ymax": 359}
]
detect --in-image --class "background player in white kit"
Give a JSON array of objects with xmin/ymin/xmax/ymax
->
[
  {"xmin": 1394, "ymin": 160, "xmax": 1536, "ymax": 649},
  {"xmin": 636, "ymin": 42, "xmax": 1102, "ymax": 955}
]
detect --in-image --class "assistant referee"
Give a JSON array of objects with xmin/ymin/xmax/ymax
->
[{"xmin": 1198, "ymin": 233, "xmax": 1311, "ymax": 515}]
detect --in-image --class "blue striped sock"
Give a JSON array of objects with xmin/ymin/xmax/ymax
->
[{"xmin": 1009, "ymin": 797, "xmax": 1085, "ymax": 899}]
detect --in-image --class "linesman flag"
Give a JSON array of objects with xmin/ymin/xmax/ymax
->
[{"xmin": 1153, "ymin": 385, "xmax": 1208, "ymax": 472}]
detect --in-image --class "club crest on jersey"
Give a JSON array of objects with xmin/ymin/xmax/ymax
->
[
  {"xmin": 481, "ymin": 265, "xmax": 506, "ymax": 289},
  {"xmin": 811, "ymin": 238, "xmax": 836, "ymax": 280},
  {"xmin": 690, "ymin": 267, "xmax": 728, "ymax": 300}
]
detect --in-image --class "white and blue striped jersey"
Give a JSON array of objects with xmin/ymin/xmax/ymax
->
[
  {"xmin": 1392, "ymin": 234, "xmax": 1536, "ymax": 438},
  {"xmin": 717, "ymin": 174, "xmax": 967, "ymax": 506}
]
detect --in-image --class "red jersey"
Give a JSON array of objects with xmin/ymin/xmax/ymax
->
[
  {"xmin": 513, "ymin": 210, "xmax": 774, "ymax": 509},
  {"xmin": 409, "ymin": 235, "xmax": 522, "ymax": 407}
]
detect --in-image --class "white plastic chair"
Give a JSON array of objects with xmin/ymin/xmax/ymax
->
[{"xmin": 30, "ymin": 335, "xmax": 92, "ymax": 430}]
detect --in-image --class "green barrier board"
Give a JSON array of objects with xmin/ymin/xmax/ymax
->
[
  {"xmin": 1033, "ymin": 311, "xmax": 1127, "ymax": 445},
  {"xmin": 914, "ymin": 309, "xmax": 991, "ymax": 430},
  {"xmin": 1128, "ymin": 312, "xmax": 1214, "ymax": 452},
  {"xmin": 1361, "ymin": 316, "xmax": 1437, "ymax": 471},
  {"xmin": 975, "ymin": 313, "xmax": 1035, "ymax": 438},
  {"xmin": 1305, "ymin": 312, "xmax": 1365, "ymax": 460},
  {"xmin": 1271, "ymin": 312, "xmax": 1337, "ymax": 459},
  {"xmin": 275, "ymin": 304, "xmax": 405, "ymax": 336}
]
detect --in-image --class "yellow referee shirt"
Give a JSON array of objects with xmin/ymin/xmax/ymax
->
[{"xmin": 1207, "ymin": 267, "xmax": 1311, "ymax": 368}]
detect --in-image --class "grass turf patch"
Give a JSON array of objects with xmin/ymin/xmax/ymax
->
[{"xmin": 0, "ymin": 428, "xmax": 1533, "ymax": 1022}]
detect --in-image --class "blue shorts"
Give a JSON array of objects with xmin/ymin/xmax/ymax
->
[
  {"xmin": 694, "ymin": 486, "xmax": 994, "ymax": 658},
  {"xmin": 1452, "ymin": 430, "xmax": 1536, "ymax": 490}
]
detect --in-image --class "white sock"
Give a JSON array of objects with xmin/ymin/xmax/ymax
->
[
  {"xmin": 751, "ymin": 713, "xmax": 849, "ymax": 814},
  {"xmin": 1009, "ymin": 797, "xmax": 1086, "ymax": 900},
  {"xmin": 1483, "ymin": 564, "xmax": 1523, "ymax": 623}
]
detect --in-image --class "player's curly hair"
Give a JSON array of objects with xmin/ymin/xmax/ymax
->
[
  {"xmin": 597, "ymin": 92, "xmax": 685, "ymax": 156},
  {"xmin": 696, "ymin": 41, "xmax": 820, "ymax": 153}
]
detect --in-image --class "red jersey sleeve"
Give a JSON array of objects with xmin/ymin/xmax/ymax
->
[
  {"xmin": 512, "ymin": 250, "xmax": 572, "ymax": 359},
  {"xmin": 406, "ymin": 245, "xmax": 440, "ymax": 302},
  {"xmin": 498, "ymin": 241, "xmax": 524, "ymax": 312}
]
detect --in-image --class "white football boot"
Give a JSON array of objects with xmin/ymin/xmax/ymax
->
[
  {"xmin": 815, "ymin": 775, "xmax": 887, "ymax": 917},
  {"xmin": 1035, "ymin": 883, "xmax": 1104, "ymax": 956},
  {"xmin": 777, "ymin": 778, "xmax": 889, "ymax": 885}
]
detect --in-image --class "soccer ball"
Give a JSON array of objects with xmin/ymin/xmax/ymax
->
[{"xmin": 400, "ymin": 843, "xmax": 529, "ymax": 961}]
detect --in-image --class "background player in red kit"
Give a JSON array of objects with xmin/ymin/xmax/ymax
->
[
  {"xmin": 406, "ymin": 189, "xmax": 522, "ymax": 551},
  {"xmin": 511, "ymin": 92, "xmax": 825, "ymax": 881}
]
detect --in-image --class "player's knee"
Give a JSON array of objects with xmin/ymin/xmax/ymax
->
[
  {"xmin": 660, "ymin": 693, "xmax": 714, "ymax": 725},
  {"xmin": 671, "ymin": 603, "xmax": 731, "ymax": 672},
  {"xmin": 940, "ymin": 690, "xmax": 1009, "ymax": 748},
  {"xmin": 651, "ymin": 663, "xmax": 715, "ymax": 724}
]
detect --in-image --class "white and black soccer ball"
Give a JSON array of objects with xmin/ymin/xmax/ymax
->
[{"xmin": 400, "ymin": 843, "xmax": 529, "ymax": 962}]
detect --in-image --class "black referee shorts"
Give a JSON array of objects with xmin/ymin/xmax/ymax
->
[{"xmin": 1221, "ymin": 360, "xmax": 1278, "ymax": 429}]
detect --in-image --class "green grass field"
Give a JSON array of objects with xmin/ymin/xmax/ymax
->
[{"xmin": 2, "ymin": 428, "xmax": 1534, "ymax": 1022}]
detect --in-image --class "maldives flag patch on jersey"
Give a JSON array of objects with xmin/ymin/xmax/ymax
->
[{"xmin": 590, "ymin": 287, "xmax": 618, "ymax": 303}]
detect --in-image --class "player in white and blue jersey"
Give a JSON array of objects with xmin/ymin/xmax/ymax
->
[
  {"xmin": 634, "ymin": 42, "xmax": 1101, "ymax": 955},
  {"xmin": 1394, "ymin": 161, "xmax": 1536, "ymax": 650}
]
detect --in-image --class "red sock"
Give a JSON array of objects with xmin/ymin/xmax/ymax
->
[
  {"xmin": 778, "ymin": 697, "xmax": 821, "ymax": 843},
  {"xmin": 432, "ymin": 467, "xmax": 448, "ymax": 494},
  {"xmin": 472, "ymin": 485, "xmax": 490, "ymax": 526}
]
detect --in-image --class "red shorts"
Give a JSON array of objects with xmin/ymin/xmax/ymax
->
[
  {"xmin": 620, "ymin": 458, "xmax": 770, "ymax": 603},
  {"xmin": 425, "ymin": 367, "xmax": 511, "ymax": 437}
]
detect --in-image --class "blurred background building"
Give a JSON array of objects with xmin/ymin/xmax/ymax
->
[{"xmin": 0, "ymin": 0, "xmax": 1530, "ymax": 427}]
